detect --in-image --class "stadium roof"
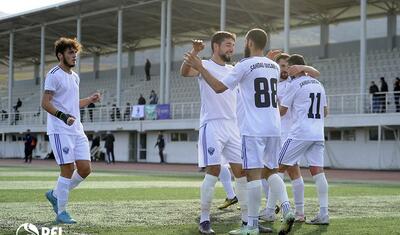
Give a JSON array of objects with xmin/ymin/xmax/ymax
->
[{"xmin": 0, "ymin": 0, "xmax": 398, "ymax": 66}]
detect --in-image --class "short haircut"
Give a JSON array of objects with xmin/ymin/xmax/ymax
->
[
  {"xmin": 54, "ymin": 37, "xmax": 82, "ymax": 61},
  {"xmin": 210, "ymin": 31, "xmax": 236, "ymax": 52},
  {"xmin": 245, "ymin": 28, "xmax": 268, "ymax": 50},
  {"xmin": 275, "ymin": 53, "xmax": 290, "ymax": 63},
  {"xmin": 288, "ymin": 54, "xmax": 306, "ymax": 66}
]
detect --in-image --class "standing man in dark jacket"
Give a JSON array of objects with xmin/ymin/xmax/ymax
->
[
  {"xmin": 24, "ymin": 129, "xmax": 34, "ymax": 163},
  {"xmin": 380, "ymin": 77, "xmax": 388, "ymax": 113},
  {"xmin": 145, "ymin": 59, "xmax": 151, "ymax": 81},
  {"xmin": 154, "ymin": 131, "xmax": 165, "ymax": 163},
  {"xmin": 369, "ymin": 81, "xmax": 379, "ymax": 113},
  {"xmin": 104, "ymin": 132, "xmax": 115, "ymax": 164},
  {"xmin": 87, "ymin": 103, "xmax": 95, "ymax": 122},
  {"xmin": 394, "ymin": 78, "xmax": 400, "ymax": 112}
]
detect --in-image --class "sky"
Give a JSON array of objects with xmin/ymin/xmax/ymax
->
[{"xmin": 0, "ymin": 0, "xmax": 71, "ymax": 16}]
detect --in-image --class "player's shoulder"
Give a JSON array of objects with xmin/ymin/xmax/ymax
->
[{"xmin": 47, "ymin": 66, "xmax": 61, "ymax": 75}]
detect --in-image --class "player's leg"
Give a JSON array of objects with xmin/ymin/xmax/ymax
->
[
  {"xmin": 218, "ymin": 164, "xmax": 238, "ymax": 210},
  {"xmin": 286, "ymin": 165, "xmax": 305, "ymax": 222},
  {"xmin": 242, "ymin": 136, "xmax": 264, "ymax": 232},
  {"xmin": 46, "ymin": 134, "xmax": 77, "ymax": 224},
  {"xmin": 220, "ymin": 124, "xmax": 249, "ymax": 226},
  {"xmin": 198, "ymin": 122, "xmax": 222, "ymax": 235},
  {"xmin": 71, "ymin": 134, "xmax": 92, "ymax": 191},
  {"xmin": 276, "ymin": 138, "xmax": 314, "ymax": 234},
  {"xmin": 305, "ymin": 142, "xmax": 329, "ymax": 225}
]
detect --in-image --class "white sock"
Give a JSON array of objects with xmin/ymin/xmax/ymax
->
[
  {"xmin": 292, "ymin": 177, "xmax": 304, "ymax": 215},
  {"xmin": 235, "ymin": 177, "xmax": 248, "ymax": 223},
  {"xmin": 69, "ymin": 170, "xmax": 85, "ymax": 191},
  {"xmin": 56, "ymin": 176, "xmax": 71, "ymax": 215},
  {"xmin": 200, "ymin": 174, "xmax": 218, "ymax": 223},
  {"xmin": 313, "ymin": 173, "xmax": 329, "ymax": 216},
  {"xmin": 247, "ymin": 180, "xmax": 262, "ymax": 228},
  {"xmin": 219, "ymin": 166, "xmax": 236, "ymax": 199},
  {"xmin": 268, "ymin": 173, "xmax": 291, "ymax": 216},
  {"xmin": 261, "ymin": 178, "xmax": 269, "ymax": 201},
  {"xmin": 277, "ymin": 172, "xmax": 285, "ymax": 180}
]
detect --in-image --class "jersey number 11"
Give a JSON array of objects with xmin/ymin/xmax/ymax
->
[{"xmin": 308, "ymin": 93, "xmax": 321, "ymax": 119}]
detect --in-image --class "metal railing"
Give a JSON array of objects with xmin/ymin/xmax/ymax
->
[
  {"xmin": 1, "ymin": 92, "xmax": 399, "ymax": 126},
  {"xmin": 328, "ymin": 91, "xmax": 400, "ymax": 114}
]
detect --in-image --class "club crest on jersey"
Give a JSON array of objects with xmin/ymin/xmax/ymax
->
[
  {"xmin": 208, "ymin": 147, "xmax": 215, "ymax": 156},
  {"xmin": 63, "ymin": 147, "xmax": 69, "ymax": 154}
]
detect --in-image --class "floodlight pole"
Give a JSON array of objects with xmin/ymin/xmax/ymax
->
[
  {"xmin": 40, "ymin": 25, "xmax": 46, "ymax": 124},
  {"xmin": 117, "ymin": 8, "xmax": 123, "ymax": 107},
  {"xmin": 160, "ymin": 0, "xmax": 166, "ymax": 104},
  {"xmin": 360, "ymin": 0, "xmax": 367, "ymax": 113},
  {"xmin": 165, "ymin": 0, "xmax": 172, "ymax": 104},
  {"xmin": 76, "ymin": 16, "xmax": 81, "ymax": 76},
  {"xmin": 284, "ymin": 0, "xmax": 290, "ymax": 53},
  {"xmin": 8, "ymin": 31, "xmax": 14, "ymax": 122},
  {"xmin": 220, "ymin": 0, "xmax": 226, "ymax": 31}
]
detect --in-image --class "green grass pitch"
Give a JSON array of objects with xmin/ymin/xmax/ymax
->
[{"xmin": 0, "ymin": 165, "xmax": 399, "ymax": 234}]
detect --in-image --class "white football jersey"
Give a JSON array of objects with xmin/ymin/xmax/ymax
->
[
  {"xmin": 277, "ymin": 79, "xmax": 292, "ymax": 138},
  {"xmin": 281, "ymin": 75, "xmax": 327, "ymax": 141},
  {"xmin": 198, "ymin": 60, "xmax": 237, "ymax": 127},
  {"xmin": 44, "ymin": 66, "xmax": 84, "ymax": 135},
  {"xmin": 221, "ymin": 56, "xmax": 281, "ymax": 137}
]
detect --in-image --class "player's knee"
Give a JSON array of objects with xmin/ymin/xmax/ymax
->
[
  {"xmin": 206, "ymin": 165, "xmax": 220, "ymax": 177},
  {"xmin": 287, "ymin": 166, "xmax": 301, "ymax": 179},
  {"xmin": 78, "ymin": 166, "xmax": 92, "ymax": 178},
  {"xmin": 309, "ymin": 166, "xmax": 324, "ymax": 176}
]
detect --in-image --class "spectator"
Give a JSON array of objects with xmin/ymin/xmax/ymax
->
[
  {"xmin": 91, "ymin": 135, "xmax": 100, "ymax": 150},
  {"xmin": 149, "ymin": 90, "xmax": 158, "ymax": 104},
  {"xmin": 379, "ymin": 77, "xmax": 388, "ymax": 113},
  {"xmin": 154, "ymin": 131, "xmax": 165, "ymax": 163},
  {"xmin": 138, "ymin": 94, "xmax": 146, "ymax": 105},
  {"xmin": 145, "ymin": 59, "xmax": 151, "ymax": 81},
  {"xmin": 369, "ymin": 81, "xmax": 379, "ymax": 113},
  {"xmin": 12, "ymin": 110, "xmax": 20, "ymax": 125},
  {"xmin": 1, "ymin": 110, "xmax": 7, "ymax": 121},
  {"xmin": 14, "ymin": 98, "xmax": 22, "ymax": 111},
  {"xmin": 110, "ymin": 104, "xmax": 121, "ymax": 121},
  {"xmin": 124, "ymin": 102, "xmax": 132, "ymax": 121},
  {"xmin": 90, "ymin": 135, "xmax": 101, "ymax": 161},
  {"xmin": 24, "ymin": 129, "xmax": 33, "ymax": 163},
  {"xmin": 88, "ymin": 103, "xmax": 95, "ymax": 122},
  {"xmin": 104, "ymin": 131, "xmax": 115, "ymax": 164},
  {"xmin": 394, "ymin": 78, "xmax": 400, "ymax": 113}
]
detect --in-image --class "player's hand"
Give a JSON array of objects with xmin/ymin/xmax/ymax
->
[
  {"xmin": 66, "ymin": 116, "xmax": 76, "ymax": 126},
  {"xmin": 184, "ymin": 53, "xmax": 202, "ymax": 70},
  {"xmin": 288, "ymin": 65, "xmax": 304, "ymax": 76},
  {"xmin": 89, "ymin": 92, "xmax": 101, "ymax": 103},
  {"xmin": 191, "ymin": 39, "xmax": 205, "ymax": 53},
  {"xmin": 266, "ymin": 49, "xmax": 282, "ymax": 61}
]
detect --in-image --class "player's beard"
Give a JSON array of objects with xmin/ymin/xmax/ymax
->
[
  {"xmin": 244, "ymin": 44, "xmax": 250, "ymax": 58},
  {"xmin": 220, "ymin": 52, "xmax": 231, "ymax": 62},
  {"xmin": 281, "ymin": 71, "xmax": 288, "ymax": 80},
  {"xmin": 63, "ymin": 57, "xmax": 75, "ymax": 68}
]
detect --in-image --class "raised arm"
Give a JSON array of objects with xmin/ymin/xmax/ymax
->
[
  {"xmin": 288, "ymin": 65, "xmax": 320, "ymax": 78},
  {"xmin": 180, "ymin": 40, "xmax": 204, "ymax": 77},
  {"xmin": 184, "ymin": 53, "xmax": 228, "ymax": 93},
  {"xmin": 80, "ymin": 92, "xmax": 101, "ymax": 108}
]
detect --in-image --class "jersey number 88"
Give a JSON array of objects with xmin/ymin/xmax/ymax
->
[{"xmin": 254, "ymin": 77, "xmax": 278, "ymax": 108}]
